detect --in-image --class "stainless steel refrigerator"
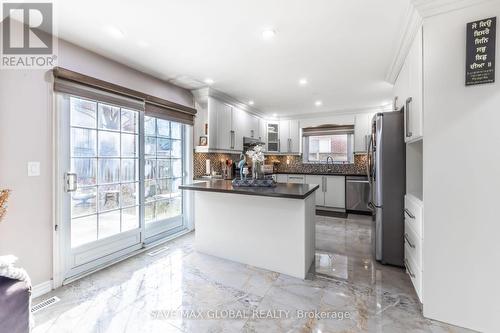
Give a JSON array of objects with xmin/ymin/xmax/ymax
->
[{"xmin": 367, "ymin": 110, "xmax": 406, "ymax": 267}]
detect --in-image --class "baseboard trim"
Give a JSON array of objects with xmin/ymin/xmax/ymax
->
[{"xmin": 32, "ymin": 280, "xmax": 52, "ymax": 298}]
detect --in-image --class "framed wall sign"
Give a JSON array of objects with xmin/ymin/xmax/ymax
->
[{"xmin": 466, "ymin": 17, "xmax": 496, "ymax": 86}]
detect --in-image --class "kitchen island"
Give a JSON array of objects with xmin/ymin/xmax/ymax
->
[{"xmin": 179, "ymin": 180, "xmax": 319, "ymax": 279}]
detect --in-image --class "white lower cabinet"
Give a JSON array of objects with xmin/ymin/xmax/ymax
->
[
  {"xmin": 324, "ymin": 176, "xmax": 345, "ymax": 208},
  {"xmin": 287, "ymin": 174, "xmax": 305, "ymax": 184},
  {"xmin": 305, "ymin": 175, "xmax": 345, "ymax": 210},
  {"xmin": 304, "ymin": 175, "xmax": 325, "ymax": 206},
  {"xmin": 276, "ymin": 174, "xmax": 288, "ymax": 183},
  {"xmin": 404, "ymin": 194, "xmax": 424, "ymax": 302}
]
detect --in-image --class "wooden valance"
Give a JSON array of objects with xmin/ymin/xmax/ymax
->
[{"xmin": 52, "ymin": 67, "xmax": 196, "ymax": 124}]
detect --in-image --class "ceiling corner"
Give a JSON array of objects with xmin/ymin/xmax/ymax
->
[
  {"xmin": 385, "ymin": 0, "xmax": 494, "ymax": 84},
  {"xmin": 411, "ymin": 0, "xmax": 495, "ymax": 18}
]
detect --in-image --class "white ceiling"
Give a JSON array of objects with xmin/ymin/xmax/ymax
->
[{"xmin": 54, "ymin": 0, "xmax": 410, "ymax": 116}]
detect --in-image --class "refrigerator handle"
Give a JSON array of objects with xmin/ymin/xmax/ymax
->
[{"xmin": 366, "ymin": 135, "xmax": 373, "ymax": 184}]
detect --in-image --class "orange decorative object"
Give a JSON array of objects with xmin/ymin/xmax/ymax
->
[{"xmin": 0, "ymin": 189, "xmax": 10, "ymax": 222}]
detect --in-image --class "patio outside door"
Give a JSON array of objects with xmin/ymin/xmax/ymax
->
[{"xmin": 57, "ymin": 92, "xmax": 188, "ymax": 281}]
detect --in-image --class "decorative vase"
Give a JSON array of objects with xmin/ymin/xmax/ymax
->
[{"xmin": 252, "ymin": 161, "xmax": 262, "ymax": 180}]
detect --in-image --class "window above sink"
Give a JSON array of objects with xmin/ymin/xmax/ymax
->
[{"xmin": 302, "ymin": 125, "xmax": 354, "ymax": 164}]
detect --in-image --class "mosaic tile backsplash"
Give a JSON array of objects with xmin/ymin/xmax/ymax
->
[{"xmin": 193, "ymin": 152, "xmax": 367, "ymax": 178}]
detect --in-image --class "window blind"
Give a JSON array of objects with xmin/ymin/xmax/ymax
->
[
  {"xmin": 145, "ymin": 101, "xmax": 194, "ymax": 125},
  {"xmin": 54, "ymin": 78, "xmax": 145, "ymax": 110},
  {"xmin": 302, "ymin": 125, "xmax": 354, "ymax": 137},
  {"xmin": 52, "ymin": 67, "xmax": 196, "ymax": 124}
]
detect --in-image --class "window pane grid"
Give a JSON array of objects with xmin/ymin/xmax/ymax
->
[
  {"xmin": 70, "ymin": 97, "xmax": 141, "ymax": 248},
  {"xmin": 143, "ymin": 116, "xmax": 183, "ymax": 225},
  {"xmin": 69, "ymin": 99, "xmax": 184, "ymax": 248}
]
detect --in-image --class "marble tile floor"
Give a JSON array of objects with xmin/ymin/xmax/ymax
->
[{"xmin": 32, "ymin": 215, "xmax": 474, "ymax": 333}]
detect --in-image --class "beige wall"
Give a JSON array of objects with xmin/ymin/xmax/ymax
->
[{"xmin": 0, "ymin": 38, "xmax": 194, "ymax": 285}]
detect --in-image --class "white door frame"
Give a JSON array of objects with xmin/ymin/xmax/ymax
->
[
  {"xmin": 52, "ymin": 92, "xmax": 194, "ymax": 287},
  {"xmin": 51, "ymin": 91, "xmax": 194, "ymax": 288}
]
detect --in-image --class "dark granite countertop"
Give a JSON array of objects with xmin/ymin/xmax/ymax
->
[
  {"xmin": 180, "ymin": 180, "xmax": 319, "ymax": 199},
  {"xmin": 274, "ymin": 171, "xmax": 367, "ymax": 177}
]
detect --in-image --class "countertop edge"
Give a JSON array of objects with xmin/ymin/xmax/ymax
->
[
  {"xmin": 273, "ymin": 172, "xmax": 366, "ymax": 177},
  {"xmin": 179, "ymin": 183, "xmax": 320, "ymax": 200}
]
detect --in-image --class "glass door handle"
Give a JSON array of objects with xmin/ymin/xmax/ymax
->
[{"xmin": 65, "ymin": 172, "xmax": 78, "ymax": 192}]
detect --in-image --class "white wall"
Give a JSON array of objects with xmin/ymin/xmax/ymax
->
[
  {"xmin": 0, "ymin": 38, "xmax": 194, "ymax": 286},
  {"xmin": 423, "ymin": 3, "xmax": 500, "ymax": 332}
]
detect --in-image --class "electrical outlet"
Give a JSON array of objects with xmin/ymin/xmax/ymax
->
[{"xmin": 27, "ymin": 161, "xmax": 40, "ymax": 177}]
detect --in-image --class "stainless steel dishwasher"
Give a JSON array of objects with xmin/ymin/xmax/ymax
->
[{"xmin": 346, "ymin": 176, "xmax": 371, "ymax": 213}]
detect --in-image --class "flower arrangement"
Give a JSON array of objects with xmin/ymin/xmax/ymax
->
[
  {"xmin": 246, "ymin": 144, "xmax": 265, "ymax": 163},
  {"xmin": 0, "ymin": 189, "xmax": 10, "ymax": 222},
  {"xmin": 246, "ymin": 145, "xmax": 265, "ymax": 180}
]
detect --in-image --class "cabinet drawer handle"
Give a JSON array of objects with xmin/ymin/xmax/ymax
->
[
  {"xmin": 404, "ymin": 259, "xmax": 416, "ymax": 278},
  {"xmin": 289, "ymin": 176, "xmax": 304, "ymax": 180},
  {"xmin": 404, "ymin": 208, "xmax": 415, "ymax": 219},
  {"xmin": 404, "ymin": 233, "xmax": 416, "ymax": 249}
]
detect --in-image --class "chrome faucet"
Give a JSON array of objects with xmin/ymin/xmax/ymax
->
[{"xmin": 326, "ymin": 156, "xmax": 334, "ymax": 172}]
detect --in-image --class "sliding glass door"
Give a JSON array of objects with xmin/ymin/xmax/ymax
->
[
  {"xmin": 58, "ymin": 92, "xmax": 188, "ymax": 280},
  {"xmin": 69, "ymin": 97, "xmax": 141, "ymax": 247},
  {"xmin": 143, "ymin": 115, "xmax": 185, "ymax": 242}
]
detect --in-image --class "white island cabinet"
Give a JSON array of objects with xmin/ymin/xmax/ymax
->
[
  {"xmin": 275, "ymin": 174, "xmax": 346, "ymax": 210},
  {"xmin": 180, "ymin": 180, "xmax": 318, "ymax": 279}
]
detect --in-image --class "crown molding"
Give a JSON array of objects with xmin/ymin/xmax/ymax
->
[
  {"xmin": 385, "ymin": 0, "xmax": 494, "ymax": 84},
  {"xmin": 412, "ymin": 0, "xmax": 495, "ymax": 18},
  {"xmin": 191, "ymin": 87, "xmax": 266, "ymax": 118},
  {"xmin": 279, "ymin": 104, "xmax": 393, "ymax": 121},
  {"xmin": 385, "ymin": 4, "xmax": 423, "ymax": 84}
]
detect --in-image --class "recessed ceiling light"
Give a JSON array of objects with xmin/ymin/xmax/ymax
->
[
  {"xmin": 262, "ymin": 28, "xmax": 276, "ymax": 40},
  {"xmin": 105, "ymin": 25, "xmax": 125, "ymax": 39},
  {"xmin": 272, "ymin": 113, "xmax": 277, "ymax": 117},
  {"xmin": 248, "ymin": 100, "xmax": 254, "ymax": 105},
  {"xmin": 204, "ymin": 78, "xmax": 214, "ymax": 85},
  {"xmin": 315, "ymin": 100, "xmax": 323, "ymax": 107},
  {"xmin": 299, "ymin": 78, "xmax": 308, "ymax": 86}
]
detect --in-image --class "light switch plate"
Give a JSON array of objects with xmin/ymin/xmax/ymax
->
[{"xmin": 27, "ymin": 161, "xmax": 41, "ymax": 177}]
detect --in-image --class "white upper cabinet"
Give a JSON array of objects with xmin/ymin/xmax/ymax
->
[
  {"xmin": 394, "ymin": 26, "xmax": 423, "ymax": 143},
  {"xmin": 289, "ymin": 120, "xmax": 300, "ymax": 153},
  {"xmin": 249, "ymin": 114, "xmax": 259, "ymax": 139},
  {"xmin": 406, "ymin": 26, "xmax": 423, "ymax": 142},
  {"xmin": 258, "ymin": 118, "xmax": 267, "ymax": 151},
  {"xmin": 354, "ymin": 113, "xmax": 373, "ymax": 153},
  {"xmin": 194, "ymin": 89, "xmax": 268, "ymax": 152},
  {"xmin": 279, "ymin": 120, "xmax": 300, "ymax": 154},
  {"xmin": 267, "ymin": 123, "xmax": 280, "ymax": 152},
  {"xmin": 279, "ymin": 120, "xmax": 290, "ymax": 153},
  {"xmin": 215, "ymin": 100, "xmax": 233, "ymax": 150},
  {"xmin": 232, "ymin": 107, "xmax": 246, "ymax": 151},
  {"xmin": 194, "ymin": 90, "xmax": 300, "ymax": 153},
  {"xmin": 394, "ymin": 59, "xmax": 409, "ymax": 111}
]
